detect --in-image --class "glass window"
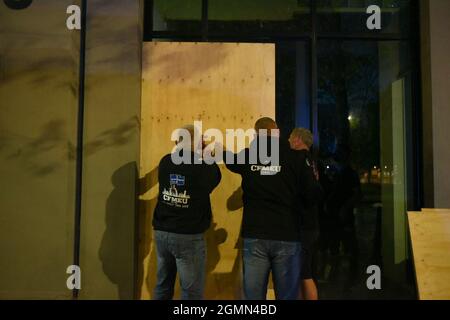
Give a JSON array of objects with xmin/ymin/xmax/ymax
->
[
  {"xmin": 153, "ymin": 0, "xmax": 203, "ymax": 33},
  {"xmin": 276, "ymin": 41, "xmax": 311, "ymax": 139},
  {"xmin": 208, "ymin": 0, "xmax": 311, "ymax": 35},
  {"xmin": 317, "ymin": 40, "xmax": 415, "ymax": 298},
  {"xmin": 316, "ymin": 0, "xmax": 412, "ymax": 34}
]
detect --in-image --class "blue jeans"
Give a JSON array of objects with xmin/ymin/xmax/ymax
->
[
  {"xmin": 153, "ymin": 230, "xmax": 206, "ymax": 300},
  {"xmin": 242, "ymin": 238, "xmax": 302, "ymax": 300}
]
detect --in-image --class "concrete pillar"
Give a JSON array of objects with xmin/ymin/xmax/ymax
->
[{"xmin": 420, "ymin": 0, "xmax": 450, "ymax": 209}]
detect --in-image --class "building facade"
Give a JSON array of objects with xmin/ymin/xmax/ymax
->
[{"xmin": 0, "ymin": 0, "xmax": 449, "ymax": 299}]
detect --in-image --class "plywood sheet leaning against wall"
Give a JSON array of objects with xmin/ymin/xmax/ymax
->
[
  {"xmin": 139, "ymin": 42, "xmax": 275, "ymax": 299},
  {"xmin": 408, "ymin": 210, "xmax": 450, "ymax": 300}
]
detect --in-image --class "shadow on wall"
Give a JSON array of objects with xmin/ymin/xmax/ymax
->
[
  {"xmin": 211, "ymin": 186, "xmax": 244, "ymax": 299},
  {"xmin": 136, "ymin": 166, "xmax": 159, "ymax": 299},
  {"xmin": 82, "ymin": 116, "xmax": 139, "ymax": 158},
  {"xmin": 227, "ymin": 186, "xmax": 243, "ymax": 211},
  {"xmin": 2, "ymin": 120, "xmax": 66, "ymax": 176},
  {"xmin": 0, "ymin": 117, "xmax": 138, "ymax": 178},
  {"xmin": 99, "ymin": 161, "xmax": 138, "ymax": 299}
]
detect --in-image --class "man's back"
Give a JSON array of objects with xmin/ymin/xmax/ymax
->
[
  {"xmin": 153, "ymin": 152, "xmax": 221, "ymax": 234},
  {"xmin": 225, "ymin": 137, "xmax": 319, "ymax": 242}
]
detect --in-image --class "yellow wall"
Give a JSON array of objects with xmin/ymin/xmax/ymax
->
[
  {"xmin": 0, "ymin": 0, "xmax": 79, "ymax": 299},
  {"xmin": 0, "ymin": 0, "xmax": 143, "ymax": 299}
]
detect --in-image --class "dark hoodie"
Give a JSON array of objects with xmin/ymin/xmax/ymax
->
[
  {"xmin": 224, "ymin": 136, "xmax": 321, "ymax": 242},
  {"xmin": 153, "ymin": 152, "xmax": 222, "ymax": 234}
]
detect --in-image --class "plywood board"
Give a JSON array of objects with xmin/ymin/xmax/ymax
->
[
  {"xmin": 421, "ymin": 208, "xmax": 450, "ymax": 213},
  {"xmin": 139, "ymin": 42, "xmax": 275, "ymax": 299},
  {"xmin": 408, "ymin": 211, "xmax": 450, "ymax": 300}
]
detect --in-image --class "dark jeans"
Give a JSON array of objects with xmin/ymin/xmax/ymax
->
[
  {"xmin": 242, "ymin": 238, "xmax": 302, "ymax": 300},
  {"xmin": 153, "ymin": 230, "xmax": 206, "ymax": 300}
]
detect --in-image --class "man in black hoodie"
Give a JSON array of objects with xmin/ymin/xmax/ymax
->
[
  {"xmin": 224, "ymin": 118, "xmax": 320, "ymax": 300},
  {"xmin": 152, "ymin": 125, "xmax": 221, "ymax": 300},
  {"xmin": 289, "ymin": 127, "xmax": 321, "ymax": 300}
]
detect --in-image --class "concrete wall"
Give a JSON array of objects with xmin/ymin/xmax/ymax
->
[
  {"xmin": 421, "ymin": 0, "xmax": 450, "ymax": 209},
  {"xmin": 0, "ymin": 0, "xmax": 142, "ymax": 299},
  {"xmin": 0, "ymin": 0, "xmax": 79, "ymax": 299},
  {"xmin": 79, "ymin": 0, "xmax": 142, "ymax": 299}
]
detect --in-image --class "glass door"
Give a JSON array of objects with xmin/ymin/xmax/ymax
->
[{"xmin": 316, "ymin": 39, "xmax": 414, "ymax": 299}]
